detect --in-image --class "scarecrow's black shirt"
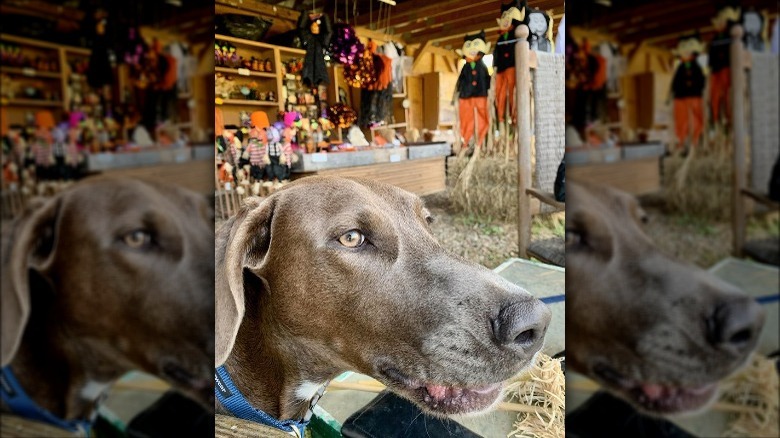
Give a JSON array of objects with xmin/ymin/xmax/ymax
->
[
  {"xmin": 457, "ymin": 59, "xmax": 490, "ymax": 98},
  {"xmin": 709, "ymin": 30, "xmax": 731, "ymax": 73},
  {"xmin": 672, "ymin": 61, "xmax": 705, "ymax": 98},
  {"xmin": 494, "ymin": 32, "xmax": 515, "ymax": 72}
]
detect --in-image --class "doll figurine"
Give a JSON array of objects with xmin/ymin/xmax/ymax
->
[
  {"xmin": 742, "ymin": 9, "xmax": 766, "ymax": 52},
  {"xmin": 708, "ymin": 3, "xmax": 741, "ymax": 126},
  {"xmin": 455, "ymin": 31, "xmax": 491, "ymax": 149},
  {"xmin": 265, "ymin": 126, "xmax": 284, "ymax": 181},
  {"xmin": 247, "ymin": 111, "xmax": 270, "ymax": 182},
  {"xmin": 278, "ymin": 127, "xmax": 298, "ymax": 180},
  {"xmin": 670, "ymin": 34, "xmax": 706, "ymax": 152},
  {"xmin": 527, "ymin": 8, "xmax": 552, "ymax": 53},
  {"xmin": 494, "ymin": 0, "xmax": 526, "ymax": 124}
]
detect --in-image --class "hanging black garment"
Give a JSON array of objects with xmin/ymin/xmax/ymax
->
[
  {"xmin": 87, "ymin": 33, "xmax": 113, "ymax": 88},
  {"xmin": 298, "ymin": 13, "xmax": 333, "ymax": 86}
]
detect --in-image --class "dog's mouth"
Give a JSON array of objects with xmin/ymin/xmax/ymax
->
[
  {"xmin": 377, "ymin": 367, "xmax": 503, "ymax": 415},
  {"xmin": 592, "ymin": 363, "xmax": 719, "ymax": 415}
]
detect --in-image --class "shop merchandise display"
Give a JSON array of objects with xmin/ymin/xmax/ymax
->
[{"xmin": 526, "ymin": 8, "xmax": 554, "ymax": 53}]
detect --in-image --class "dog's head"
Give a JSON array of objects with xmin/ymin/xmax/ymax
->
[
  {"xmin": 565, "ymin": 181, "xmax": 764, "ymax": 415},
  {"xmin": 1, "ymin": 176, "xmax": 215, "ymax": 406},
  {"xmin": 216, "ymin": 176, "xmax": 551, "ymax": 416}
]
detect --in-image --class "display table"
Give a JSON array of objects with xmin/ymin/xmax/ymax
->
[
  {"xmin": 88, "ymin": 145, "xmax": 214, "ymax": 195},
  {"xmin": 567, "ymin": 142, "xmax": 664, "ymax": 195},
  {"xmin": 292, "ymin": 142, "xmax": 451, "ymax": 196}
]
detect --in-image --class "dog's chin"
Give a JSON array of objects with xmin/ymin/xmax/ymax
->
[
  {"xmin": 160, "ymin": 361, "xmax": 215, "ymax": 411},
  {"xmin": 375, "ymin": 366, "xmax": 504, "ymax": 416},
  {"xmin": 591, "ymin": 363, "xmax": 719, "ymax": 415}
]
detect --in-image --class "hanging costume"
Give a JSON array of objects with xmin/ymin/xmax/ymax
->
[
  {"xmin": 671, "ymin": 34, "xmax": 706, "ymax": 148},
  {"xmin": 298, "ymin": 13, "xmax": 333, "ymax": 86},
  {"xmin": 456, "ymin": 31, "xmax": 491, "ymax": 147},
  {"xmin": 494, "ymin": 1, "xmax": 526, "ymax": 123}
]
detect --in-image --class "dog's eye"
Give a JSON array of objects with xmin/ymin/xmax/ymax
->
[
  {"xmin": 425, "ymin": 215, "xmax": 435, "ymax": 225},
  {"xmin": 338, "ymin": 230, "xmax": 365, "ymax": 248},
  {"xmin": 565, "ymin": 229, "xmax": 582, "ymax": 246},
  {"xmin": 123, "ymin": 230, "xmax": 152, "ymax": 249}
]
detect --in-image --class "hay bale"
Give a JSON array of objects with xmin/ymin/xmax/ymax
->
[
  {"xmin": 449, "ymin": 156, "xmax": 519, "ymax": 222},
  {"xmin": 663, "ymin": 149, "xmax": 733, "ymax": 221},
  {"xmin": 506, "ymin": 353, "xmax": 565, "ymax": 438},
  {"xmin": 721, "ymin": 354, "xmax": 779, "ymax": 437}
]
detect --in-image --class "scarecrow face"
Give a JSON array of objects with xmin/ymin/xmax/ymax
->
[
  {"xmin": 676, "ymin": 37, "xmax": 704, "ymax": 59},
  {"xmin": 462, "ymin": 35, "xmax": 488, "ymax": 59},
  {"xmin": 497, "ymin": 4, "xmax": 525, "ymax": 31},
  {"xmin": 712, "ymin": 7, "xmax": 740, "ymax": 31},
  {"xmin": 528, "ymin": 12, "xmax": 548, "ymax": 36}
]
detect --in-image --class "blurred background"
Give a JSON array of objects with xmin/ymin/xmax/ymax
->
[{"xmin": 1, "ymin": 0, "xmax": 214, "ymax": 221}]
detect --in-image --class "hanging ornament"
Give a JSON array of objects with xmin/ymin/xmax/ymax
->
[
  {"xmin": 343, "ymin": 48, "xmax": 379, "ymax": 88},
  {"xmin": 327, "ymin": 103, "xmax": 358, "ymax": 128},
  {"xmin": 329, "ymin": 23, "xmax": 364, "ymax": 65}
]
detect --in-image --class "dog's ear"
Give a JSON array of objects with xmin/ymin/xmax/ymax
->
[
  {"xmin": 1, "ymin": 197, "xmax": 62, "ymax": 366},
  {"xmin": 215, "ymin": 196, "xmax": 275, "ymax": 366}
]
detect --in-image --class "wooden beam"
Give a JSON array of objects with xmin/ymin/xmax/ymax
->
[
  {"xmin": 356, "ymin": 0, "xmax": 495, "ymax": 28},
  {"xmin": 412, "ymin": 40, "xmax": 433, "ymax": 72},
  {"xmin": 215, "ymin": 0, "xmax": 301, "ymax": 22},
  {"xmin": 354, "ymin": 26, "xmax": 404, "ymax": 44}
]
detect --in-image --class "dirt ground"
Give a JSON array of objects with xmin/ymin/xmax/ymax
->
[{"xmin": 424, "ymin": 190, "xmax": 778, "ymax": 270}]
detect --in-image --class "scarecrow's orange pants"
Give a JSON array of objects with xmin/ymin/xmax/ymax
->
[
  {"xmin": 674, "ymin": 97, "xmax": 703, "ymax": 147},
  {"xmin": 710, "ymin": 68, "xmax": 731, "ymax": 124},
  {"xmin": 459, "ymin": 97, "xmax": 489, "ymax": 146},
  {"xmin": 495, "ymin": 67, "xmax": 516, "ymax": 123}
]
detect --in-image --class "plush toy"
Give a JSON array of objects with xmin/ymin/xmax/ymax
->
[
  {"xmin": 455, "ymin": 30, "xmax": 491, "ymax": 148},
  {"xmin": 670, "ymin": 33, "xmax": 706, "ymax": 151},
  {"xmin": 330, "ymin": 23, "xmax": 364, "ymax": 65},
  {"xmin": 246, "ymin": 111, "xmax": 269, "ymax": 182},
  {"xmin": 527, "ymin": 8, "xmax": 553, "ymax": 53},
  {"xmin": 709, "ymin": 3, "xmax": 741, "ymax": 125},
  {"xmin": 742, "ymin": 8, "xmax": 766, "ymax": 52},
  {"xmin": 298, "ymin": 12, "xmax": 333, "ymax": 86},
  {"xmin": 494, "ymin": 0, "xmax": 526, "ymax": 124}
]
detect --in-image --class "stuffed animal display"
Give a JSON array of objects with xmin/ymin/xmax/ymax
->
[
  {"xmin": 671, "ymin": 34, "xmax": 706, "ymax": 150},
  {"xmin": 455, "ymin": 30, "xmax": 491, "ymax": 147}
]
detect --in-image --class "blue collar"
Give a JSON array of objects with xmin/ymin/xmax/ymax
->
[
  {"xmin": 1, "ymin": 366, "xmax": 93, "ymax": 435},
  {"xmin": 215, "ymin": 365, "xmax": 325, "ymax": 437}
]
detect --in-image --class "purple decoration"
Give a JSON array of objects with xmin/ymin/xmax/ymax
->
[
  {"xmin": 273, "ymin": 121, "xmax": 286, "ymax": 132},
  {"xmin": 329, "ymin": 23, "xmax": 364, "ymax": 65},
  {"xmin": 284, "ymin": 111, "xmax": 301, "ymax": 127}
]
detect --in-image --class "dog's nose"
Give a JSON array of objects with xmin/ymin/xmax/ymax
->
[
  {"xmin": 706, "ymin": 297, "xmax": 764, "ymax": 351},
  {"xmin": 492, "ymin": 299, "xmax": 551, "ymax": 352}
]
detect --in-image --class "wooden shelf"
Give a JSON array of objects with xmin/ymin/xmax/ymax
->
[
  {"xmin": 0, "ymin": 67, "xmax": 61, "ymax": 79},
  {"xmin": 392, "ymin": 93, "xmax": 406, "ymax": 98},
  {"xmin": 218, "ymin": 99, "xmax": 279, "ymax": 107},
  {"xmin": 386, "ymin": 123, "xmax": 407, "ymax": 128},
  {"xmin": 215, "ymin": 66, "xmax": 277, "ymax": 78},
  {"xmin": 216, "ymin": 34, "xmax": 305, "ymax": 56},
  {"xmin": 4, "ymin": 99, "xmax": 63, "ymax": 107}
]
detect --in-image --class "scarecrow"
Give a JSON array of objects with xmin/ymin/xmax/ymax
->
[
  {"xmin": 670, "ymin": 33, "xmax": 706, "ymax": 151},
  {"xmin": 455, "ymin": 30, "xmax": 491, "ymax": 148},
  {"xmin": 494, "ymin": 0, "xmax": 526, "ymax": 124},
  {"xmin": 708, "ymin": 3, "xmax": 741, "ymax": 126},
  {"xmin": 246, "ymin": 111, "xmax": 269, "ymax": 182}
]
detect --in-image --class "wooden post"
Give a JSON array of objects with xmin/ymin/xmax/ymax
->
[
  {"xmin": 731, "ymin": 25, "xmax": 746, "ymax": 257},
  {"xmin": 516, "ymin": 24, "xmax": 532, "ymax": 258}
]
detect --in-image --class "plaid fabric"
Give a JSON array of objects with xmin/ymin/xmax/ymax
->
[
  {"xmin": 247, "ymin": 140, "xmax": 266, "ymax": 166},
  {"xmin": 34, "ymin": 143, "xmax": 53, "ymax": 166},
  {"xmin": 268, "ymin": 142, "xmax": 282, "ymax": 157}
]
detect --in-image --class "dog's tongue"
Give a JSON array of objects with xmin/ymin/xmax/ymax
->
[
  {"xmin": 641, "ymin": 383, "xmax": 665, "ymax": 400},
  {"xmin": 426, "ymin": 384, "xmax": 449, "ymax": 400}
]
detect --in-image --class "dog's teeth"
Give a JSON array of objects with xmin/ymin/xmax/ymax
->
[
  {"xmin": 452, "ymin": 387, "xmax": 464, "ymax": 398},
  {"xmin": 641, "ymin": 383, "xmax": 664, "ymax": 400}
]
